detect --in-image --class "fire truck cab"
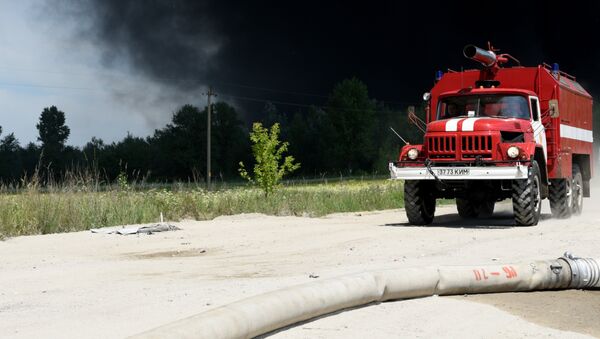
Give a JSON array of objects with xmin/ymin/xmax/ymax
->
[{"xmin": 389, "ymin": 44, "xmax": 594, "ymax": 226}]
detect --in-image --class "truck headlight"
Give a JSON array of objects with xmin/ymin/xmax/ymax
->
[
  {"xmin": 407, "ymin": 148, "xmax": 419, "ymax": 160},
  {"xmin": 507, "ymin": 146, "xmax": 520, "ymax": 159}
]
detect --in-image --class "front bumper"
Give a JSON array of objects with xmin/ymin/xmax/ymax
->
[{"xmin": 389, "ymin": 162, "xmax": 529, "ymax": 180}]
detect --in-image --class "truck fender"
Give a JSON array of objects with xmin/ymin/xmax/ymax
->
[
  {"xmin": 504, "ymin": 143, "xmax": 548, "ymax": 194},
  {"xmin": 399, "ymin": 144, "xmax": 424, "ymax": 161}
]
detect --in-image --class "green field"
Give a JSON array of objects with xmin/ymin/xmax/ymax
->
[{"xmin": 0, "ymin": 178, "xmax": 406, "ymax": 238}]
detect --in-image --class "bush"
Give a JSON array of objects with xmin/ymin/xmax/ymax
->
[{"xmin": 239, "ymin": 122, "xmax": 300, "ymax": 196}]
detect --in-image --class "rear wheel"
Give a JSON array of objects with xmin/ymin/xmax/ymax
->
[
  {"xmin": 456, "ymin": 198, "xmax": 496, "ymax": 218},
  {"xmin": 456, "ymin": 198, "xmax": 478, "ymax": 218},
  {"xmin": 512, "ymin": 161, "xmax": 542, "ymax": 226},
  {"xmin": 479, "ymin": 200, "xmax": 495, "ymax": 217},
  {"xmin": 404, "ymin": 180, "xmax": 435, "ymax": 225},
  {"xmin": 571, "ymin": 165, "xmax": 583, "ymax": 215},
  {"xmin": 549, "ymin": 177, "xmax": 573, "ymax": 219},
  {"xmin": 456, "ymin": 199, "xmax": 495, "ymax": 218}
]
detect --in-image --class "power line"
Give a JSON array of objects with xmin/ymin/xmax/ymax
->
[
  {"xmin": 0, "ymin": 81, "xmax": 100, "ymax": 91},
  {"xmin": 0, "ymin": 79, "xmax": 419, "ymax": 113},
  {"xmin": 217, "ymin": 93, "xmax": 317, "ymax": 109},
  {"xmin": 0, "ymin": 66, "xmax": 330, "ymax": 99},
  {"xmin": 0, "ymin": 66, "xmax": 417, "ymax": 106},
  {"xmin": 217, "ymin": 84, "xmax": 417, "ymax": 106},
  {"xmin": 0, "ymin": 80, "xmax": 323, "ymax": 107},
  {"xmin": 215, "ymin": 81, "xmax": 329, "ymax": 99},
  {"xmin": 218, "ymin": 93, "xmax": 417, "ymax": 113}
]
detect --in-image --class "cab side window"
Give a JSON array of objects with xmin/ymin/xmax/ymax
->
[{"xmin": 530, "ymin": 97, "xmax": 540, "ymax": 121}]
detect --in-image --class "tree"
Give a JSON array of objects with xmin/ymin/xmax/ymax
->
[
  {"xmin": 20, "ymin": 142, "xmax": 41, "ymax": 179},
  {"xmin": 373, "ymin": 102, "xmax": 405, "ymax": 173},
  {"xmin": 36, "ymin": 106, "xmax": 70, "ymax": 168},
  {"xmin": 211, "ymin": 102, "xmax": 250, "ymax": 179},
  {"xmin": 325, "ymin": 78, "xmax": 377, "ymax": 173},
  {"xmin": 148, "ymin": 102, "xmax": 250, "ymax": 181},
  {"xmin": 288, "ymin": 106, "xmax": 335, "ymax": 175},
  {"xmin": 0, "ymin": 132, "xmax": 22, "ymax": 182},
  {"xmin": 150, "ymin": 104, "xmax": 206, "ymax": 180},
  {"xmin": 239, "ymin": 122, "xmax": 300, "ymax": 196},
  {"xmin": 82, "ymin": 137, "xmax": 105, "ymax": 166},
  {"xmin": 0, "ymin": 133, "xmax": 20, "ymax": 153},
  {"xmin": 112, "ymin": 133, "xmax": 152, "ymax": 179},
  {"xmin": 262, "ymin": 102, "xmax": 289, "ymax": 139}
]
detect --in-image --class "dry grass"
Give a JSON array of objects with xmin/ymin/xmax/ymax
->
[{"xmin": 0, "ymin": 176, "xmax": 405, "ymax": 238}]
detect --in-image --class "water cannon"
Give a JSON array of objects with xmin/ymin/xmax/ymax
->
[
  {"xmin": 463, "ymin": 43, "xmax": 520, "ymax": 76},
  {"xmin": 463, "ymin": 45, "xmax": 498, "ymax": 67}
]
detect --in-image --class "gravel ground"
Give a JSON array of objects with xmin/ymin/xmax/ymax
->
[{"xmin": 1, "ymin": 196, "xmax": 599, "ymax": 338}]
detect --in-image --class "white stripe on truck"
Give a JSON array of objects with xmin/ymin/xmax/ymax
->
[
  {"xmin": 461, "ymin": 117, "xmax": 482, "ymax": 131},
  {"xmin": 560, "ymin": 124, "xmax": 593, "ymax": 143},
  {"xmin": 445, "ymin": 118, "xmax": 463, "ymax": 131}
]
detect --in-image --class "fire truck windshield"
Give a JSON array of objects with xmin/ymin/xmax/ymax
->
[{"xmin": 438, "ymin": 95, "xmax": 530, "ymax": 120}]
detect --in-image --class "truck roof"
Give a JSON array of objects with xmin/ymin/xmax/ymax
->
[
  {"xmin": 439, "ymin": 88, "xmax": 538, "ymax": 98},
  {"xmin": 429, "ymin": 64, "xmax": 593, "ymax": 124},
  {"xmin": 437, "ymin": 66, "xmax": 591, "ymax": 98}
]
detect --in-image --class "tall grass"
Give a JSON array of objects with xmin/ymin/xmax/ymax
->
[{"xmin": 0, "ymin": 173, "xmax": 405, "ymax": 238}]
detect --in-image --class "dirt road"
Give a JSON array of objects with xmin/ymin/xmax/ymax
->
[{"xmin": 1, "ymin": 198, "xmax": 599, "ymax": 338}]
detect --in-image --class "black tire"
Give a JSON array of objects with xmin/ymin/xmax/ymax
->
[
  {"xmin": 571, "ymin": 164, "xmax": 583, "ymax": 215},
  {"xmin": 512, "ymin": 161, "xmax": 542, "ymax": 226},
  {"xmin": 549, "ymin": 178, "xmax": 572, "ymax": 219},
  {"xmin": 404, "ymin": 180, "xmax": 435, "ymax": 225},
  {"xmin": 479, "ymin": 200, "xmax": 495, "ymax": 218},
  {"xmin": 456, "ymin": 198, "xmax": 479, "ymax": 218},
  {"xmin": 456, "ymin": 198, "xmax": 495, "ymax": 218}
]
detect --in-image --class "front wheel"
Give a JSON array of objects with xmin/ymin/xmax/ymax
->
[
  {"xmin": 404, "ymin": 180, "xmax": 435, "ymax": 225},
  {"xmin": 512, "ymin": 161, "xmax": 542, "ymax": 226}
]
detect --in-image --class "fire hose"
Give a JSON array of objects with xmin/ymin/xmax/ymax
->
[{"xmin": 131, "ymin": 252, "xmax": 599, "ymax": 339}]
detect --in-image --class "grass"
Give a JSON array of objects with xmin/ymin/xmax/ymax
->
[{"xmin": 0, "ymin": 178, "xmax": 406, "ymax": 238}]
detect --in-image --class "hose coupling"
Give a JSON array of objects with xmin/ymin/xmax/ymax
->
[{"xmin": 561, "ymin": 252, "xmax": 600, "ymax": 289}]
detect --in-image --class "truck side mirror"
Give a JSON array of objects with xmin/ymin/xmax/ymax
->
[{"xmin": 549, "ymin": 99, "xmax": 559, "ymax": 118}]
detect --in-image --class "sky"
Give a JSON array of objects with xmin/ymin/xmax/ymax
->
[{"xmin": 1, "ymin": 0, "xmax": 599, "ymax": 146}]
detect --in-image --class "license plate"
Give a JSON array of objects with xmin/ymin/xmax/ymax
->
[{"xmin": 437, "ymin": 168, "xmax": 470, "ymax": 176}]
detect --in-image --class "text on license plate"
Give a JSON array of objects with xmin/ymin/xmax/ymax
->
[{"xmin": 436, "ymin": 168, "xmax": 470, "ymax": 176}]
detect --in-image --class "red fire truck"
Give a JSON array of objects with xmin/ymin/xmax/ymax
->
[{"xmin": 389, "ymin": 44, "xmax": 594, "ymax": 226}]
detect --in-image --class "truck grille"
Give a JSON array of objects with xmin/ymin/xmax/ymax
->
[
  {"xmin": 426, "ymin": 134, "xmax": 494, "ymax": 160},
  {"xmin": 461, "ymin": 135, "xmax": 493, "ymax": 158},
  {"xmin": 427, "ymin": 136, "xmax": 456, "ymax": 159}
]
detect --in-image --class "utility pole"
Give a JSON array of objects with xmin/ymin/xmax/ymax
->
[{"xmin": 205, "ymin": 86, "xmax": 216, "ymax": 190}]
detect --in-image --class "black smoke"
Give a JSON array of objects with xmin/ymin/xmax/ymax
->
[
  {"xmin": 56, "ymin": 0, "xmax": 600, "ymax": 111},
  {"xmin": 65, "ymin": 1, "xmax": 223, "ymax": 89}
]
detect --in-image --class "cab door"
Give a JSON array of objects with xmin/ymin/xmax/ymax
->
[{"xmin": 529, "ymin": 96, "xmax": 547, "ymax": 160}]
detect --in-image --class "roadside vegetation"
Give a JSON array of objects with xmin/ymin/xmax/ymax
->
[
  {"xmin": 239, "ymin": 122, "xmax": 301, "ymax": 196},
  {"xmin": 0, "ymin": 77, "xmax": 431, "ymax": 239},
  {"xmin": 0, "ymin": 176, "xmax": 404, "ymax": 238},
  {"xmin": 0, "ymin": 78, "xmax": 423, "ymax": 185}
]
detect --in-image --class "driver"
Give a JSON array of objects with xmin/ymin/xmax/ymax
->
[
  {"xmin": 446, "ymin": 103, "xmax": 459, "ymax": 118},
  {"xmin": 502, "ymin": 100, "xmax": 529, "ymax": 119},
  {"xmin": 484, "ymin": 103, "xmax": 501, "ymax": 117}
]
